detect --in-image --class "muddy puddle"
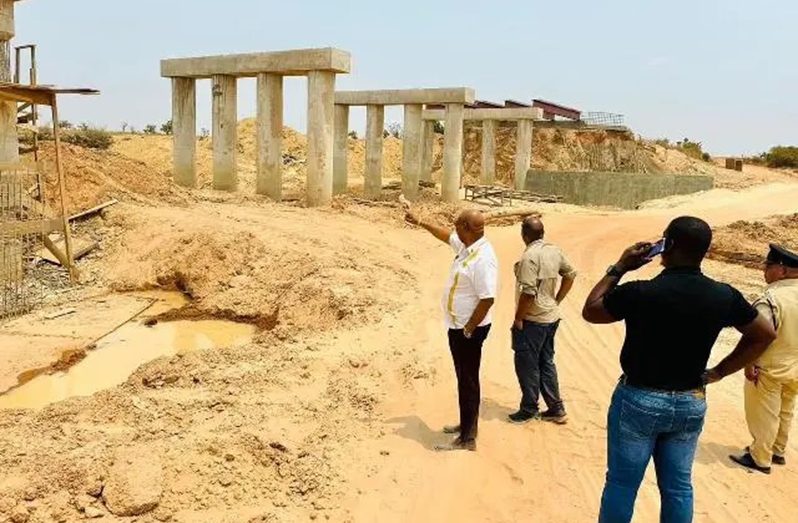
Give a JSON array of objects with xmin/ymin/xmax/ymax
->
[{"xmin": 0, "ymin": 292, "xmax": 255, "ymax": 409}]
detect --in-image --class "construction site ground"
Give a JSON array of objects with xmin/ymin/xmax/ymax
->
[{"xmin": 1, "ymin": 126, "xmax": 797, "ymax": 522}]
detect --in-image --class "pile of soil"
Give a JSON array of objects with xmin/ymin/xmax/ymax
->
[
  {"xmin": 708, "ymin": 213, "xmax": 798, "ymax": 268},
  {"xmin": 98, "ymin": 202, "xmax": 415, "ymax": 338},
  {"xmin": 32, "ymin": 142, "xmax": 189, "ymax": 215}
]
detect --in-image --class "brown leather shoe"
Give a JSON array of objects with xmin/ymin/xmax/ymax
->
[{"xmin": 434, "ymin": 438, "xmax": 476, "ymax": 452}]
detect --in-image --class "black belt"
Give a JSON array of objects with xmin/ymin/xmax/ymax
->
[{"xmin": 619, "ymin": 375, "xmax": 704, "ymax": 394}]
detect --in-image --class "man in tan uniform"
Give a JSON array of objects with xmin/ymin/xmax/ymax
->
[
  {"xmin": 731, "ymin": 244, "xmax": 798, "ymax": 474},
  {"xmin": 510, "ymin": 217, "xmax": 577, "ymax": 424}
]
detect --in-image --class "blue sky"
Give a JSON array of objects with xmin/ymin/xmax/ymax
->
[{"xmin": 16, "ymin": 0, "xmax": 798, "ymax": 155}]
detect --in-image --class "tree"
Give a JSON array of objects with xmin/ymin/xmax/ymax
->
[
  {"xmin": 58, "ymin": 120, "xmax": 73, "ymax": 130},
  {"xmin": 386, "ymin": 122, "xmax": 402, "ymax": 138},
  {"xmin": 161, "ymin": 119, "xmax": 173, "ymax": 135},
  {"xmin": 143, "ymin": 124, "xmax": 158, "ymax": 135},
  {"xmin": 121, "ymin": 122, "xmax": 128, "ymax": 133},
  {"xmin": 347, "ymin": 130, "xmax": 358, "ymax": 139},
  {"xmin": 200, "ymin": 128, "xmax": 210, "ymax": 139},
  {"xmin": 433, "ymin": 121, "xmax": 445, "ymax": 134},
  {"xmin": 765, "ymin": 146, "xmax": 798, "ymax": 168}
]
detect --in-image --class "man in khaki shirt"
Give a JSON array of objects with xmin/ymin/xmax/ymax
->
[
  {"xmin": 732, "ymin": 244, "xmax": 798, "ymax": 474},
  {"xmin": 510, "ymin": 217, "xmax": 577, "ymax": 424}
]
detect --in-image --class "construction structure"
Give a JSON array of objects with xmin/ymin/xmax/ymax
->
[
  {"xmin": 333, "ymin": 88, "xmax": 475, "ymax": 201},
  {"xmin": 424, "ymin": 105, "xmax": 543, "ymax": 190},
  {"xmin": 161, "ymin": 48, "xmax": 351, "ymax": 206},
  {"xmin": 0, "ymin": 0, "xmax": 25, "ymax": 165}
]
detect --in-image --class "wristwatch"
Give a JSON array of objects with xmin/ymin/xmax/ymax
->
[{"xmin": 606, "ymin": 265, "xmax": 625, "ymax": 279}]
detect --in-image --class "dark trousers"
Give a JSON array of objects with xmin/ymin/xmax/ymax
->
[
  {"xmin": 448, "ymin": 325, "xmax": 491, "ymax": 442},
  {"xmin": 512, "ymin": 320, "xmax": 564, "ymax": 415}
]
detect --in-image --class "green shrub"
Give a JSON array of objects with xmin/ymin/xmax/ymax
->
[
  {"xmin": 161, "ymin": 120, "xmax": 173, "ymax": 135},
  {"xmin": 143, "ymin": 124, "xmax": 157, "ymax": 135},
  {"xmin": 765, "ymin": 146, "xmax": 798, "ymax": 168},
  {"xmin": 61, "ymin": 127, "xmax": 114, "ymax": 150}
]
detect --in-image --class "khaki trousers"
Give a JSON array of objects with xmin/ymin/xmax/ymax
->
[{"xmin": 745, "ymin": 372, "xmax": 798, "ymax": 467}]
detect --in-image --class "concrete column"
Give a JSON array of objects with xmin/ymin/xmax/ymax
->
[
  {"xmin": 515, "ymin": 119, "xmax": 533, "ymax": 190},
  {"xmin": 256, "ymin": 73, "xmax": 283, "ymax": 199},
  {"xmin": 333, "ymin": 104, "xmax": 349, "ymax": 195},
  {"xmin": 421, "ymin": 120, "xmax": 434, "ymax": 182},
  {"xmin": 364, "ymin": 104, "xmax": 384, "ymax": 199},
  {"xmin": 441, "ymin": 104, "xmax": 464, "ymax": 202},
  {"xmin": 171, "ymin": 78, "xmax": 196, "ymax": 187},
  {"xmin": 0, "ymin": 0, "xmax": 17, "ymax": 164},
  {"xmin": 481, "ymin": 120, "xmax": 497, "ymax": 185},
  {"xmin": 401, "ymin": 104, "xmax": 423, "ymax": 200},
  {"xmin": 306, "ymin": 70, "xmax": 335, "ymax": 207},
  {"xmin": 212, "ymin": 74, "xmax": 238, "ymax": 191}
]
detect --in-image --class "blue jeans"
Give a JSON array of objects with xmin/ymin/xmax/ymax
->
[
  {"xmin": 599, "ymin": 383, "xmax": 707, "ymax": 523},
  {"xmin": 512, "ymin": 320, "xmax": 564, "ymax": 414}
]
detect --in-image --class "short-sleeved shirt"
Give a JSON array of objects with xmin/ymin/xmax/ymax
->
[
  {"xmin": 603, "ymin": 266, "xmax": 758, "ymax": 391},
  {"xmin": 441, "ymin": 233, "xmax": 498, "ymax": 330},
  {"xmin": 514, "ymin": 239, "xmax": 577, "ymax": 324}
]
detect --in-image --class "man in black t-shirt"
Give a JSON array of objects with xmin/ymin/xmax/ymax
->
[{"xmin": 582, "ymin": 216, "xmax": 776, "ymax": 523}]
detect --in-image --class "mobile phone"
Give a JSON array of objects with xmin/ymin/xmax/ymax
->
[{"xmin": 647, "ymin": 238, "xmax": 667, "ymax": 259}]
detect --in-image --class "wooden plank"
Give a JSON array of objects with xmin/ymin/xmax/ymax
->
[
  {"xmin": 41, "ymin": 235, "xmax": 70, "ymax": 267},
  {"xmin": 38, "ymin": 236, "xmax": 98, "ymax": 265},
  {"xmin": 69, "ymin": 199, "xmax": 118, "ymax": 222}
]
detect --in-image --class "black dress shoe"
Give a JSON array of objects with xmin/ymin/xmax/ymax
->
[
  {"xmin": 434, "ymin": 437, "xmax": 476, "ymax": 452},
  {"xmin": 508, "ymin": 410, "xmax": 540, "ymax": 424},
  {"xmin": 772, "ymin": 454, "xmax": 786, "ymax": 466},
  {"xmin": 730, "ymin": 453, "xmax": 771, "ymax": 474}
]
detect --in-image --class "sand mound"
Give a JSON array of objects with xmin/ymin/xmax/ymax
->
[
  {"xmin": 709, "ymin": 213, "xmax": 798, "ymax": 268},
  {"xmin": 100, "ymin": 203, "xmax": 415, "ymax": 337},
  {"xmin": 27, "ymin": 141, "xmax": 189, "ymax": 215}
]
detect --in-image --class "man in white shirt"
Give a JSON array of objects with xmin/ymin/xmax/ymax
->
[{"xmin": 405, "ymin": 208, "xmax": 498, "ymax": 451}]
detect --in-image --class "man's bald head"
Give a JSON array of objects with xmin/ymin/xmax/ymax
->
[
  {"xmin": 454, "ymin": 209, "xmax": 486, "ymax": 245},
  {"xmin": 522, "ymin": 216, "xmax": 545, "ymax": 243}
]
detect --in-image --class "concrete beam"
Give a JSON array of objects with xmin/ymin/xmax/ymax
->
[
  {"xmin": 333, "ymin": 104, "xmax": 349, "ymax": 195},
  {"xmin": 172, "ymin": 77, "xmax": 196, "ymax": 187},
  {"xmin": 441, "ymin": 104, "xmax": 464, "ymax": 202},
  {"xmin": 335, "ymin": 87, "xmax": 475, "ymax": 107},
  {"xmin": 306, "ymin": 70, "xmax": 335, "ymax": 207},
  {"xmin": 514, "ymin": 120, "xmax": 533, "ymax": 190},
  {"xmin": 420, "ymin": 121, "xmax": 434, "ymax": 182},
  {"xmin": 364, "ymin": 105, "xmax": 384, "ymax": 199},
  {"xmin": 401, "ymin": 104, "xmax": 423, "ymax": 200},
  {"xmin": 161, "ymin": 48, "xmax": 351, "ymax": 78},
  {"xmin": 423, "ymin": 107, "xmax": 544, "ymax": 121},
  {"xmin": 256, "ymin": 73, "xmax": 283, "ymax": 200},
  {"xmin": 481, "ymin": 120, "xmax": 497, "ymax": 185},
  {"xmin": 212, "ymin": 75, "xmax": 237, "ymax": 191}
]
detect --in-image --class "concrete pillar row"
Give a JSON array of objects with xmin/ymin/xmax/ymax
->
[
  {"xmin": 481, "ymin": 120, "xmax": 497, "ymax": 185},
  {"xmin": 401, "ymin": 103, "xmax": 423, "ymax": 201},
  {"xmin": 421, "ymin": 120, "xmax": 434, "ymax": 182},
  {"xmin": 172, "ymin": 78, "xmax": 197, "ymax": 187},
  {"xmin": 306, "ymin": 70, "xmax": 336, "ymax": 207},
  {"xmin": 212, "ymin": 74, "xmax": 238, "ymax": 191},
  {"xmin": 364, "ymin": 104, "xmax": 385, "ymax": 199},
  {"xmin": 441, "ymin": 104, "xmax": 464, "ymax": 202},
  {"xmin": 333, "ymin": 104, "xmax": 350, "ymax": 195},
  {"xmin": 256, "ymin": 73, "xmax": 284, "ymax": 200},
  {"xmin": 515, "ymin": 119, "xmax": 534, "ymax": 190}
]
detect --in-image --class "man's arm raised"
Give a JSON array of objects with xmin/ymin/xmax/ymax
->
[{"xmin": 405, "ymin": 210, "xmax": 452, "ymax": 244}]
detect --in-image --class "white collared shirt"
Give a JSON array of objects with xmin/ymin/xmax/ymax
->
[{"xmin": 441, "ymin": 233, "xmax": 498, "ymax": 330}]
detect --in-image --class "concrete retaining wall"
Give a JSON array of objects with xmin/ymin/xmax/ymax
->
[{"xmin": 525, "ymin": 170, "xmax": 714, "ymax": 209}]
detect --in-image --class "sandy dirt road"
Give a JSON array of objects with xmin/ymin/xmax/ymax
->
[{"xmin": 345, "ymin": 183, "xmax": 798, "ymax": 522}]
